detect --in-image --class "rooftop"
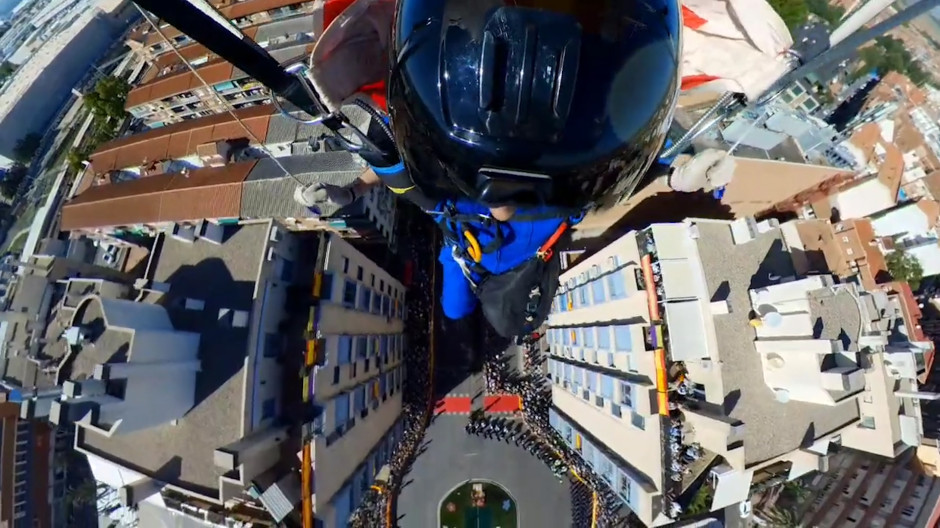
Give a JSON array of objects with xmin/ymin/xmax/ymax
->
[
  {"xmin": 63, "ymin": 297, "xmax": 131, "ymax": 383},
  {"xmin": 125, "ymin": 42, "xmax": 314, "ymax": 109},
  {"xmin": 77, "ymin": 223, "xmax": 269, "ymax": 498},
  {"xmin": 693, "ymin": 221, "xmax": 861, "ymax": 465},
  {"xmin": 62, "ymin": 161, "xmax": 257, "ymax": 231},
  {"xmin": 62, "ymin": 151, "xmax": 367, "ymax": 232}
]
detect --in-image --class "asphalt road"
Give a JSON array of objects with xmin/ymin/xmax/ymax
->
[{"xmin": 395, "ymin": 414, "xmax": 573, "ymax": 527}]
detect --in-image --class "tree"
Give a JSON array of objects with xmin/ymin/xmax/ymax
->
[
  {"xmin": 767, "ymin": 0, "xmax": 809, "ymax": 29},
  {"xmin": 685, "ymin": 485, "xmax": 714, "ymax": 515},
  {"xmin": 805, "ymin": 0, "xmax": 845, "ymax": 25},
  {"xmin": 886, "ymin": 250, "xmax": 924, "ymax": 291},
  {"xmin": 0, "ymin": 163, "xmax": 27, "ymax": 201},
  {"xmin": 0, "ymin": 61, "xmax": 14, "ymax": 82},
  {"xmin": 12, "ymin": 132, "xmax": 41, "ymax": 164},
  {"xmin": 763, "ymin": 506, "xmax": 802, "ymax": 527},
  {"xmin": 66, "ymin": 148, "xmax": 88, "ymax": 174},
  {"xmin": 84, "ymin": 76, "xmax": 130, "ymax": 123}
]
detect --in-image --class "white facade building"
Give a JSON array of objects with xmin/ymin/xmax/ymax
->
[
  {"xmin": 308, "ymin": 234, "xmax": 407, "ymax": 526},
  {"xmin": 544, "ymin": 218, "xmax": 934, "ymax": 527}
]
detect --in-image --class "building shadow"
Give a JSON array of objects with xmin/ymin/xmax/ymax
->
[
  {"xmin": 576, "ymin": 187, "xmax": 734, "ymax": 258},
  {"xmin": 158, "ymin": 257, "xmax": 254, "ymax": 408}
]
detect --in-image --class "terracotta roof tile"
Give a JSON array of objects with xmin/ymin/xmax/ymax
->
[
  {"xmin": 61, "ymin": 162, "xmax": 258, "ymax": 231},
  {"xmin": 877, "ymin": 142, "xmax": 904, "ymax": 199},
  {"xmin": 88, "ymin": 105, "xmax": 274, "ymax": 174},
  {"xmin": 220, "ymin": 0, "xmax": 309, "ymax": 19},
  {"xmin": 849, "ymin": 122, "xmax": 881, "ymax": 157},
  {"xmin": 916, "ymin": 199, "xmax": 940, "ymax": 228},
  {"xmin": 157, "ymin": 162, "xmax": 256, "ymax": 221},
  {"xmin": 125, "ymin": 59, "xmax": 236, "ymax": 109},
  {"xmin": 924, "ymin": 170, "xmax": 940, "ymax": 201}
]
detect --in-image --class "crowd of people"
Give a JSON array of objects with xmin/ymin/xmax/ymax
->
[
  {"xmin": 512, "ymin": 335, "xmax": 635, "ymax": 528},
  {"xmin": 349, "ymin": 215, "xmax": 642, "ymax": 527},
  {"xmin": 350, "ymin": 213, "xmax": 436, "ymax": 528}
]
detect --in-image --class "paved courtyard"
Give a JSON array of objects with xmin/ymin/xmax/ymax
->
[{"xmin": 396, "ymin": 414, "xmax": 573, "ymax": 527}]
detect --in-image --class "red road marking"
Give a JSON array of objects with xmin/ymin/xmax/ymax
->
[
  {"xmin": 437, "ymin": 397, "xmax": 472, "ymax": 413},
  {"xmin": 483, "ymin": 395, "xmax": 521, "ymax": 413}
]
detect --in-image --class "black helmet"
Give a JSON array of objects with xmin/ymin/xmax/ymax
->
[{"xmin": 387, "ymin": 0, "xmax": 681, "ymax": 210}]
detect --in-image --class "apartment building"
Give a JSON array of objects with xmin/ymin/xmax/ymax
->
[
  {"xmin": 795, "ymin": 448, "xmax": 940, "ymax": 528},
  {"xmin": 125, "ymin": 0, "xmax": 350, "ymax": 127},
  {"xmin": 543, "ymin": 217, "xmax": 935, "ymax": 527},
  {"xmin": 304, "ymin": 234, "xmax": 407, "ymax": 525},
  {"xmin": 781, "ymin": 217, "xmax": 889, "ymax": 290},
  {"xmin": 9, "ymin": 222, "xmax": 296, "ymax": 517},
  {"xmin": 0, "ymin": 399, "xmax": 62, "ymax": 528}
]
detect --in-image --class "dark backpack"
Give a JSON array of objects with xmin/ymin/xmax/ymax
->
[{"xmin": 473, "ymin": 243, "xmax": 563, "ymax": 338}]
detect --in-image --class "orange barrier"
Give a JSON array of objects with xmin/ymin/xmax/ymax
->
[{"xmin": 654, "ymin": 348, "xmax": 670, "ymax": 416}]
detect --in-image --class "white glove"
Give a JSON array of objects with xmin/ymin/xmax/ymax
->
[
  {"xmin": 668, "ymin": 149, "xmax": 736, "ymax": 193},
  {"xmin": 293, "ymin": 183, "xmax": 357, "ymax": 208}
]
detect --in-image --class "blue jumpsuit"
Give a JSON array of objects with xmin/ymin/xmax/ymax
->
[{"xmin": 432, "ymin": 200, "xmax": 571, "ymax": 320}]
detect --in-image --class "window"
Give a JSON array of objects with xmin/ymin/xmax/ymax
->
[
  {"xmin": 359, "ymin": 287, "xmax": 371, "ymax": 311},
  {"xmin": 333, "ymin": 366, "xmax": 340, "ymax": 384},
  {"xmin": 614, "ymin": 325, "xmax": 632, "ymax": 351},
  {"xmin": 382, "ymin": 296, "xmax": 391, "ymax": 315},
  {"xmin": 591, "ymin": 279, "xmax": 606, "ymax": 304},
  {"xmin": 598, "ymin": 454, "xmax": 615, "ymax": 485},
  {"xmin": 380, "ymin": 279, "xmax": 385, "ymax": 291},
  {"xmin": 577, "ymin": 286, "xmax": 589, "ymax": 307},
  {"xmin": 618, "ymin": 472, "xmax": 631, "ymax": 502},
  {"xmin": 610, "ymin": 404, "xmax": 622, "ymax": 417},
  {"xmin": 320, "ymin": 273, "xmax": 333, "ymax": 301},
  {"xmin": 583, "ymin": 327, "xmax": 595, "ymax": 348},
  {"xmin": 343, "ymin": 280, "xmax": 357, "ymax": 306},
  {"xmin": 357, "ymin": 266, "xmax": 364, "ymax": 280},
  {"xmin": 342, "ymin": 257, "xmax": 349, "ymax": 274},
  {"xmin": 334, "ymin": 393, "xmax": 350, "ymax": 431},
  {"xmin": 372, "ymin": 291, "xmax": 382, "ymax": 313},
  {"xmin": 607, "ymin": 271, "xmax": 627, "ymax": 299},
  {"xmin": 356, "ymin": 336, "xmax": 368, "ymax": 359},
  {"xmin": 337, "ymin": 336, "xmax": 352, "ymax": 364},
  {"xmin": 619, "ymin": 381, "xmax": 633, "ymax": 407},
  {"xmin": 631, "ymin": 412, "xmax": 646, "ymax": 430},
  {"xmin": 860, "ymin": 415, "xmax": 876, "ymax": 429},
  {"xmin": 600, "ymin": 375, "xmax": 615, "ymax": 400},
  {"xmin": 586, "ymin": 371, "xmax": 598, "ymax": 393},
  {"xmin": 261, "ymin": 398, "xmax": 277, "ymax": 420},
  {"xmin": 371, "ymin": 274, "xmax": 375, "ymax": 287},
  {"xmin": 597, "ymin": 327, "xmax": 611, "ymax": 351},
  {"xmin": 263, "ymin": 333, "xmax": 282, "ymax": 358},
  {"xmin": 280, "ymin": 259, "xmax": 295, "ymax": 281}
]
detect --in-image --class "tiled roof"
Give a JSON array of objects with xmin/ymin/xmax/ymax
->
[
  {"xmin": 125, "ymin": 60, "xmax": 236, "ymax": 109},
  {"xmin": 125, "ymin": 43, "xmax": 314, "ymax": 109},
  {"xmin": 877, "ymin": 142, "xmax": 905, "ymax": 200},
  {"xmin": 220, "ymin": 0, "xmax": 311, "ymax": 19},
  {"xmin": 89, "ymin": 105, "xmax": 274, "ymax": 174},
  {"xmin": 61, "ymin": 162, "xmax": 257, "ymax": 231},
  {"xmin": 917, "ymin": 199, "xmax": 940, "ymax": 228},
  {"xmin": 924, "ymin": 170, "xmax": 940, "ymax": 201}
]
